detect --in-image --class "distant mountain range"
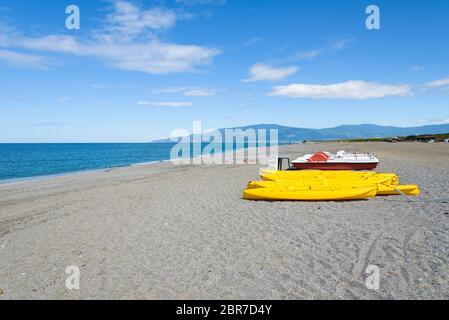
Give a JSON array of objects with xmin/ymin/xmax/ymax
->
[{"xmin": 151, "ymin": 123, "xmax": 449, "ymax": 143}]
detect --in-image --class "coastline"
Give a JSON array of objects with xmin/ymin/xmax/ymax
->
[
  {"xmin": 1, "ymin": 142, "xmax": 448, "ymax": 299},
  {"xmin": 0, "ymin": 143, "xmax": 276, "ymax": 185},
  {"xmin": 0, "ymin": 159, "xmax": 171, "ymax": 186}
]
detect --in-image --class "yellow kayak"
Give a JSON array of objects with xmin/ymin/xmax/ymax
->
[
  {"xmin": 260, "ymin": 170, "xmax": 396, "ymax": 178},
  {"xmin": 260, "ymin": 173, "xmax": 397, "ymax": 185},
  {"xmin": 247, "ymin": 180, "xmax": 379, "ymax": 189},
  {"xmin": 243, "ymin": 185, "xmax": 377, "ymax": 201},
  {"xmin": 247, "ymin": 181, "xmax": 420, "ymax": 196},
  {"xmin": 376, "ymin": 184, "xmax": 420, "ymax": 196}
]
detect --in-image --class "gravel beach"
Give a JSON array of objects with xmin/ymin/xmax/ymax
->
[{"xmin": 0, "ymin": 142, "xmax": 448, "ymax": 299}]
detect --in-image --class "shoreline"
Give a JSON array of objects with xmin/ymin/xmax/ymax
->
[
  {"xmin": 2, "ymin": 140, "xmax": 389, "ymax": 184},
  {"xmin": 0, "ymin": 159, "xmax": 171, "ymax": 186},
  {"xmin": 0, "ymin": 145, "xmax": 278, "ymax": 186}
]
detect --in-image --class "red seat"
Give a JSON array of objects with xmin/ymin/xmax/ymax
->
[{"xmin": 308, "ymin": 151, "xmax": 330, "ymax": 162}]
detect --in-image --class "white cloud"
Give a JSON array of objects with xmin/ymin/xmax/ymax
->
[
  {"xmin": 0, "ymin": 1, "xmax": 220, "ymax": 74},
  {"xmin": 417, "ymin": 118, "xmax": 449, "ymax": 125},
  {"xmin": 0, "ymin": 49, "xmax": 52, "ymax": 69},
  {"xmin": 13, "ymin": 35, "xmax": 219, "ymax": 75},
  {"xmin": 425, "ymin": 77, "xmax": 449, "ymax": 88},
  {"xmin": 0, "ymin": 93, "xmax": 30, "ymax": 101},
  {"xmin": 176, "ymin": 0, "xmax": 226, "ymax": 6},
  {"xmin": 137, "ymin": 101, "xmax": 192, "ymax": 107},
  {"xmin": 244, "ymin": 37, "xmax": 264, "ymax": 47},
  {"xmin": 91, "ymin": 41, "xmax": 218, "ymax": 74},
  {"xmin": 15, "ymin": 35, "xmax": 80, "ymax": 53},
  {"xmin": 269, "ymin": 80, "xmax": 411, "ymax": 100},
  {"xmin": 105, "ymin": 1, "xmax": 177, "ymax": 40},
  {"xmin": 183, "ymin": 88, "xmax": 216, "ymax": 96},
  {"xmin": 151, "ymin": 86, "xmax": 216, "ymax": 96},
  {"xmin": 91, "ymin": 84, "xmax": 106, "ymax": 89},
  {"xmin": 294, "ymin": 38, "xmax": 354, "ymax": 61},
  {"xmin": 242, "ymin": 63, "xmax": 299, "ymax": 83},
  {"xmin": 330, "ymin": 38, "xmax": 354, "ymax": 51},
  {"xmin": 150, "ymin": 87, "xmax": 191, "ymax": 94},
  {"xmin": 295, "ymin": 50, "xmax": 321, "ymax": 60},
  {"xmin": 410, "ymin": 65, "xmax": 426, "ymax": 72}
]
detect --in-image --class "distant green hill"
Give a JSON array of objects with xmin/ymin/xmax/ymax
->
[{"xmin": 151, "ymin": 123, "xmax": 449, "ymax": 143}]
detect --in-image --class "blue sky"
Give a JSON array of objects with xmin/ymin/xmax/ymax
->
[{"xmin": 0, "ymin": 0, "xmax": 448, "ymax": 142}]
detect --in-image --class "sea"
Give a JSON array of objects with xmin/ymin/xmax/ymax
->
[{"xmin": 0, "ymin": 142, "xmax": 279, "ymax": 182}]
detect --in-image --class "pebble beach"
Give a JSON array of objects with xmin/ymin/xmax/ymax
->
[{"xmin": 0, "ymin": 142, "xmax": 448, "ymax": 299}]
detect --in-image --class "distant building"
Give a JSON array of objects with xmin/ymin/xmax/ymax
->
[{"xmin": 416, "ymin": 135, "xmax": 437, "ymax": 143}]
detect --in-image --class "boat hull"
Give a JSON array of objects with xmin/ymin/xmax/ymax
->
[
  {"xmin": 247, "ymin": 181, "xmax": 420, "ymax": 196},
  {"xmin": 243, "ymin": 186, "xmax": 377, "ymax": 201},
  {"xmin": 260, "ymin": 174, "xmax": 395, "ymax": 185},
  {"xmin": 291, "ymin": 162, "xmax": 378, "ymax": 170}
]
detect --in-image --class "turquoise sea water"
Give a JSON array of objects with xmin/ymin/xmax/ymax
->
[
  {"xmin": 0, "ymin": 143, "xmax": 276, "ymax": 181},
  {"xmin": 0, "ymin": 143, "xmax": 180, "ymax": 181}
]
